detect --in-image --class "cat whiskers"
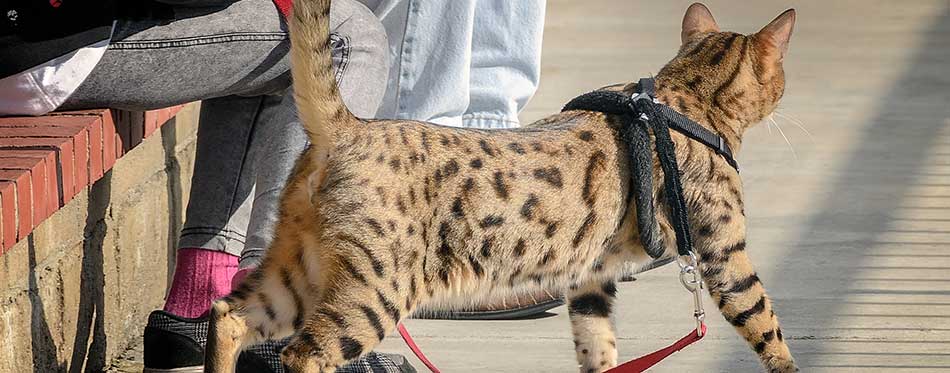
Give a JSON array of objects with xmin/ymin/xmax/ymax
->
[
  {"xmin": 769, "ymin": 116, "xmax": 798, "ymax": 160},
  {"xmin": 774, "ymin": 110, "xmax": 815, "ymax": 143}
]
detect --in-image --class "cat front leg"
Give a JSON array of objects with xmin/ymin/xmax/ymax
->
[
  {"xmin": 567, "ymin": 280, "xmax": 619, "ymax": 373},
  {"xmin": 280, "ymin": 266, "xmax": 412, "ymax": 373},
  {"xmin": 698, "ymin": 239, "xmax": 797, "ymax": 372},
  {"xmin": 206, "ymin": 299, "xmax": 249, "ymax": 373}
]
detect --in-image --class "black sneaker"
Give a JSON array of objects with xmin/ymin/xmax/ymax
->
[
  {"xmin": 144, "ymin": 310, "xmax": 416, "ymax": 373},
  {"xmin": 143, "ymin": 311, "xmax": 206, "ymax": 373}
]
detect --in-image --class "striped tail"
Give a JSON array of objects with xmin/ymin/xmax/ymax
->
[{"xmin": 289, "ymin": 0, "xmax": 356, "ymax": 158}]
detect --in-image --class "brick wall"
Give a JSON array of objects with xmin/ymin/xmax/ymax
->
[{"xmin": 0, "ymin": 103, "xmax": 200, "ymax": 372}]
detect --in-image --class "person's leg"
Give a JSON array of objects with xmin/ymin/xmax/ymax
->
[
  {"xmin": 63, "ymin": 0, "xmax": 388, "ymax": 317},
  {"xmin": 61, "ymin": 0, "xmax": 403, "ymax": 371},
  {"xmin": 61, "ymin": 0, "xmax": 292, "ymax": 111},
  {"xmin": 165, "ymin": 94, "xmax": 270, "ymax": 318},
  {"xmin": 365, "ymin": 0, "xmax": 477, "ymax": 127},
  {"xmin": 464, "ymin": 0, "xmax": 545, "ymax": 128},
  {"xmin": 61, "ymin": 0, "xmax": 294, "ymax": 319},
  {"xmin": 364, "ymin": 0, "xmax": 543, "ymax": 129}
]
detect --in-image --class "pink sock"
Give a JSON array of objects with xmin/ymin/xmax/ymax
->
[{"xmin": 163, "ymin": 248, "xmax": 239, "ymax": 318}]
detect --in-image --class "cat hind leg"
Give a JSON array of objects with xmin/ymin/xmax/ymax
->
[{"xmin": 568, "ymin": 279, "xmax": 620, "ymax": 373}]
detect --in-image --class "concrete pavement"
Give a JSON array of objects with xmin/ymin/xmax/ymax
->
[
  {"xmin": 103, "ymin": 1, "xmax": 950, "ymax": 372},
  {"xmin": 375, "ymin": 1, "xmax": 950, "ymax": 372}
]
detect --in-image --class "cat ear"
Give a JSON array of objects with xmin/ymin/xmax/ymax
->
[
  {"xmin": 681, "ymin": 3, "xmax": 720, "ymax": 43},
  {"xmin": 755, "ymin": 9, "xmax": 796, "ymax": 61}
]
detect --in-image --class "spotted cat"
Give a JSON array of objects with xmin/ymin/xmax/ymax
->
[{"xmin": 205, "ymin": 2, "xmax": 798, "ymax": 372}]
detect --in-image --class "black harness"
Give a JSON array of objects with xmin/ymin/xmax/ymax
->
[{"xmin": 562, "ymin": 77, "xmax": 739, "ymax": 259}]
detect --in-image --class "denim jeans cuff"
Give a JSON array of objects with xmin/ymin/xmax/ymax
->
[
  {"xmin": 238, "ymin": 249, "xmax": 266, "ymax": 269},
  {"xmin": 178, "ymin": 230, "xmax": 246, "ymax": 257}
]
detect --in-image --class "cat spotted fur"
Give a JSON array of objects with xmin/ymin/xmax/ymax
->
[{"xmin": 205, "ymin": 2, "xmax": 799, "ymax": 372}]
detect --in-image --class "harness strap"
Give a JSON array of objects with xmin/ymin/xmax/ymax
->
[
  {"xmin": 563, "ymin": 78, "xmax": 738, "ymax": 172},
  {"xmin": 632, "ymin": 81, "xmax": 694, "ymax": 257},
  {"xmin": 654, "ymin": 104, "xmax": 738, "ymax": 170}
]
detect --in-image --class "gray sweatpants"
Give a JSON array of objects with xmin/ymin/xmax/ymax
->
[{"xmin": 60, "ymin": 0, "xmax": 390, "ymax": 268}]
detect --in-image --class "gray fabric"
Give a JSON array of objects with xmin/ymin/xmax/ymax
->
[
  {"xmin": 244, "ymin": 339, "xmax": 413, "ymax": 373},
  {"xmin": 147, "ymin": 311, "xmax": 210, "ymax": 347},
  {"xmin": 59, "ymin": 0, "xmax": 390, "ymax": 266}
]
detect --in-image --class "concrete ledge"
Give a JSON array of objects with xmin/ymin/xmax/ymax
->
[{"xmin": 0, "ymin": 103, "xmax": 199, "ymax": 372}]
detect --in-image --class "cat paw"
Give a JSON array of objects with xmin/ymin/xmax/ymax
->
[
  {"xmin": 280, "ymin": 338, "xmax": 339, "ymax": 373},
  {"xmin": 764, "ymin": 356, "xmax": 798, "ymax": 373},
  {"xmin": 576, "ymin": 346, "xmax": 618, "ymax": 373}
]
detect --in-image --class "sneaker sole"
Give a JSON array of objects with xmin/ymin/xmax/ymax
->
[
  {"xmin": 413, "ymin": 297, "xmax": 565, "ymax": 320},
  {"xmin": 143, "ymin": 367, "xmax": 203, "ymax": 373}
]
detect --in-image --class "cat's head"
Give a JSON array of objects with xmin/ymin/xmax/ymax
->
[{"xmin": 653, "ymin": 3, "xmax": 796, "ymax": 142}]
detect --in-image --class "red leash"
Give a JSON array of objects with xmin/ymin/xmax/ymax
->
[
  {"xmin": 398, "ymin": 322, "xmax": 704, "ymax": 373},
  {"xmin": 397, "ymin": 323, "xmax": 442, "ymax": 373},
  {"xmin": 399, "ymin": 255, "xmax": 708, "ymax": 373},
  {"xmin": 605, "ymin": 323, "xmax": 706, "ymax": 372}
]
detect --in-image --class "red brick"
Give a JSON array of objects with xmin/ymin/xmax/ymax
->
[
  {"xmin": 144, "ymin": 106, "xmax": 183, "ymax": 137},
  {"xmin": 29, "ymin": 161, "xmax": 48, "ymax": 225},
  {"xmin": 0, "ymin": 150, "xmax": 57, "ymax": 157},
  {"xmin": 2, "ymin": 115, "xmax": 96, "ymax": 190},
  {"xmin": 144, "ymin": 110, "xmax": 160, "ymax": 138},
  {"xmin": 7, "ymin": 113, "xmax": 107, "ymax": 186},
  {"xmin": 0, "ymin": 115, "xmax": 98, "ymax": 203},
  {"xmin": 0, "ymin": 157, "xmax": 43, "ymax": 169},
  {"xmin": 88, "ymin": 115, "xmax": 104, "ymax": 181},
  {"xmin": 0, "ymin": 116, "xmax": 66, "ymax": 127},
  {"xmin": 110, "ymin": 109, "xmax": 126, "ymax": 154},
  {"xmin": 0, "ymin": 170, "xmax": 32, "ymax": 240},
  {"xmin": 43, "ymin": 151, "xmax": 58, "ymax": 212},
  {"xmin": 0, "ymin": 126, "xmax": 86, "ymax": 137},
  {"xmin": 101, "ymin": 110, "xmax": 117, "ymax": 171},
  {"xmin": 0, "ymin": 115, "xmax": 99, "ymax": 129},
  {"xmin": 72, "ymin": 129, "xmax": 89, "ymax": 191},
  {"xmin": 0, "ymin": 150, "xmax": 61, "ymax": 212},
  {"xmin": 38, "ymin": 113, "xmax": 106, "ymax": 183},
  {"xmin": 0, "ymin": 157, "xmax": 50, "ymax": 225},
  {"xmin": 0, "ymin": 137, "xmax": 75, "ymax": 204},
  {"xmin": 0, "ymin": 182, "xmax": 15, "ymax": 253}
]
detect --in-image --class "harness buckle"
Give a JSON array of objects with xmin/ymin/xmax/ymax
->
[
  {"xmin": 630, "ymin": 92, "xmax": 648, "ymax": 102},
  {"xmin": 630, "ymin": 92, "xmax": 661, "ymax": 105},
  {"xmin": 677, "ymin": 252, "xmax": 706, "ymax": 337}
]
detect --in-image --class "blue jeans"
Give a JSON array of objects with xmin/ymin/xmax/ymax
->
[{"xmin": 363, "ymin": 0, "xmax": 546, "ymax": 128}]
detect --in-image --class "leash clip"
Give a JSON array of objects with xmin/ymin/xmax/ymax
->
[{"xmin": 677, "ymin": 252, "xmax": 705, "ymax": 337}]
